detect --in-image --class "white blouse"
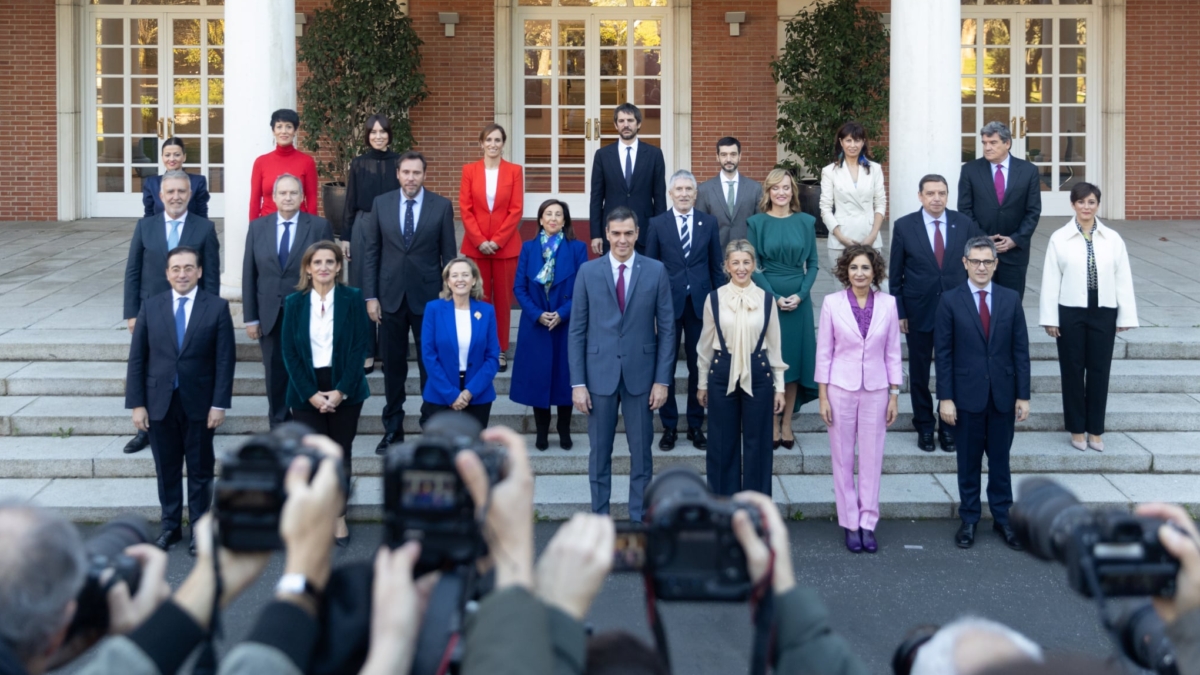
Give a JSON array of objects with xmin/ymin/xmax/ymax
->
[
  {"xmin": 1039, "ymin": 218, "xmax": 1139, "ymax": 328},
  {"xmin": 309, "ymin": 289, "xmax": 334, "ymax": 369},
  {"xmin": 696, "ymin": 284, "xmax": 787, "ymax": 395},
  {"xmin": 819, "ymin": 160, "xmax": 887, "ymax": 250},
  {"xmin": 485, "ymin": 167, "xmax": 499, "ymax": 211},
  {"xmin": 455, "ymin": 308, "xmax": 471, "ymax": 371}
]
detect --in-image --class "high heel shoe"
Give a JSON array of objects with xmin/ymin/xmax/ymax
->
[
  {"xmin": 780, "ymin": 431, "xmax": 796, "ymax": 450},
  {"xmin": 1088, "ymin": 438, "xmax": 1105, "ymax": 452},
  {"xmin": 844, "ymin": 528, "xmax": 863, "ymax": 553},
  {"xmin": 860, "ymin": 529, "xmax": 878, "ymax": 553},
  {"xmin": 1070, "ymin": 436, "xmax": 1087, "ymax": 451}
]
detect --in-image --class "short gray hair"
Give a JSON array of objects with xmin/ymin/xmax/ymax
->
[
  {"xmin": 965, "ymin": 235, "xmax": 997, "ymax": 259},
  {"xmin": 668, "ymin": 169, "xmax": 697, "ymax": 191},
  {"xmin": 159, "ymin": 169, "xmax": 192, "ymax": 192},
  {"xmin": 980, "ymin": 121, "xmax": 1012, "ymax": 144},
  {"xmin": 0, "ymin": 501, "xmax": 86, "ymax": 662},
  {"xmin": 910, "ymin": 617, "xmax": 1042, "ymax": 675},
  {"xmin": 273, "ymin": 173, "xmax": 302, "ymax": 195}
]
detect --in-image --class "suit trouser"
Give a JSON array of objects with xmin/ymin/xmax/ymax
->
[
  {"xmin": 589, "ymin": 376, "xmax": 653, "ymax": 521},
  {"xmin": 706, "ymin": 350, "xmax": 774, "ymax": 496},
  {"xmin": 290, "ymin": 368, "xmax": 361, "ymax": 516},
  {"xmin": 826, "ymin": 384, "xmax": 888, "ymax": 531},
  {"xmin": 349, "ymin": 213, "xmax": 380, "ymax": 360},
  {"xmin": 659, "ymin": 300, "xmax": 705, "ymax": 432},
  {"xmin": 380, "ymin": 297, "xmax": 427, "ymax": 434},
  {"xmin": 148, "ymin": 390, "xmax": 215, "ymax": 531},
  {"xmin": 906, "ymin": 329, "xmax": 952, "ymax": 437},
  {"xmin": 258, "ymin": 323, "xmax": 292, "ymax": 429},
  {"xmin": 1057, "ymin": 290, "xmax": 1117, "ymax": 435},
  {"xmin": 955, "ymin": 393, "xmax": 1015, "ymax": 525},
  {"xmin": 992, "ymin": 259, "xmax": 1028, "ymax": 300},
  {"xmin": 474, "ymin": 256, "xmax": 518, "ymax": 352}
]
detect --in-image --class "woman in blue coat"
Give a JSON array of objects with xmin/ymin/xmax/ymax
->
[
  {"xmin": 510, "ymin": 199, "xmax": 590, "ymax": 450},
  {"xmin": 142, "ymin": 138, "xmax": 209, "ymax": 218},
  {"xmin": 421, "ymin": 258, "xmax": 501, "ymax": 429}
]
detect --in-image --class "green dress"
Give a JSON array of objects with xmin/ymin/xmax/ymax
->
[{"xmin": 746, "ymin": 211, "xmax": 820, "ymax": 410}]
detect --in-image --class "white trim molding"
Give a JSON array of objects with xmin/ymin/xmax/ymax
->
[
  {"xmin": 494, "ymin": 0, "xmax": 513, "ymax": 161},
  {"xmin": 1100, "ymin": 0, "xmax": 1125, "ymax": 219},
  {"xmin": 56, "ymin": 0, "xmax": 83, "ymax": 221},
  {"xmin": 672, "ymin": 0, "xmax": 692, "ymax": 175}
]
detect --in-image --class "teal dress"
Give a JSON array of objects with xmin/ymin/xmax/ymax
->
[{"xmin": 746, "ymin": 211, "xmax": 820, "ymax": 410}]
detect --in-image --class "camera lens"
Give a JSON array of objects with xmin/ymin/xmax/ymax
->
[
  {"xmin": 1115, "ymin": 601, "xmax": 1179, "ymax": 675},
  {"xmin": 84, "ymin": 514, "xmax": 151, "ymax": 561},
  {"xmin": 1011, "ymin": 477, "xmax": 1092, "ymax": 563}
]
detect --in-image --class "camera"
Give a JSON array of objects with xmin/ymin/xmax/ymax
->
[
  {"xmin": 215, "ymin": 422, "xmax": 350, "ymax": 551},
  {"xmin": 1113, "ymin": 601, "xmax": 1179, "ymax": 675},
  {"xmin": 66, "ymin": 515, "xmax": 150, "ymax": 641},
  {"xmin": 613, "ymin": 465, "xmax": 763, "ymax": 602},
  {"xmin": 383, "ymin": 412, "xmax": 506, "ymax": 573}
]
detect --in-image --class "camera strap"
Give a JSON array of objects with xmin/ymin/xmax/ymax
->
[
  {"xmin": 747, "ymin": 548, "xmax": 776, "ymax": 675},
  {"xmin": 642, "ymin": 574, "xmax": 673, "ymax": 673},
  {"xmin": 192, "ymin": 528, "xmax": 225, "ymax": 675}
]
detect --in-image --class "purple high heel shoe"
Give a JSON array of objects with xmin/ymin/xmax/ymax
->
[
  {"xmin": 861, "ymin": 529, "xmax": 878, "ymax": 553},
  {"xmin": 844, "ymin": 528, "xmax": 863, "ymax": 553}
]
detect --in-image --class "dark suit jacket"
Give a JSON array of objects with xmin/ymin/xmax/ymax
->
[
  {"xmin": 588, "ymin": 141, "xmax": 667, "ymax": 248},
  {"xmin": 957, "ymin": 156, "xmax": 1042, "ymax": 268},
  {"xmin": 934, "ymin": 281, "xmax": 1031, "ymax": 414},
  {"xmin": 421, "ymin": 298, "xmax": 501, "ymax": 406},
  {"xmin": 889, "ymin": 209, "xmax": 983, "ymax": 334},
  {"xmin": 695, "ymin": 173, "xmax": 763, "ymax": 248},
  {"xmin": 125, "ymin": 289, "xmax": 235, "ymax": 422},
  {"xmin": 361, "ymin": 188, "xmax": 457, "ymax": 315},
  {"xmin": 242, "ymin": 212, "xmax": 334, "ymax": 335},
  {"xmin": 280, "ymin": 284, "xmax": 371, "ymax": 411},
  {"xmin": 123, "ymin": 213, "xmax": 220, "ymax": 320},
  {"xmin": 141, "ymin": 172, "xmax": 210, "ymax": 219},
  {"xmin": 644, "ymin": 209, "xmax": 724, "ymax": 320}
]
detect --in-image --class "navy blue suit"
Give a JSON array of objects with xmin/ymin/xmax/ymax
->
[
  {"xmin": 123, "ymin": 213, "xmax": 220, "ymax": 321},
  {"xmin": 421, "ymin": 298, "xmax": 501, "ymax": 428},
  {"xmin": 125, "ymin": 289, "xmax": 235, "ymax": 532},
  {"xmin": 142, "ymin": 173, "xmax": 210, "ymax": 219},
  {"xmin": 645, "ymin": 209, "xmax": 723, "ymax": 432},
  {"xmin": 588, "ymin": 141, "xmax": 666, "ymax": 252},
  {"xmin": 957, "ymin": 157, "xmax": 1042, "ymax": 298},
  {"xmin": 935, "ymin": 281, "xmax": 1031, "ymax": 525},
  {"xmin": 889, "ymin": 209, "xmax": 982, "ymax": 435}
]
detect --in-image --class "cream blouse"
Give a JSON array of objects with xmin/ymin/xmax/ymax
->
[{"xmin": 697, "ymin": 283, "xmax": 787, "ymax": 395}]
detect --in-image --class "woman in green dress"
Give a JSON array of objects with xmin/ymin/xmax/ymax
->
[{"xmin": 746, "ymin": 168, "xmax": 820, "ymax": 449}]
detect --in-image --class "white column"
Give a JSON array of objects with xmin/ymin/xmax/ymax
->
[
  {"xmin": 56, "ymin": 0, "xmax": 82, "ymax": 221},
  {"xmin": 1101, "ymin": 0, "xmax": 1125, "ymax": 219},
  {"xmin": 222, "ymin": 0, "xmax": 297, "ymax": 301},
  {"xmin": 888, "ymin": 0, "xmax": 962, "ymax": 218}
]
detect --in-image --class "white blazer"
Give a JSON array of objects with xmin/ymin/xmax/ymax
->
[
  {"xmin": 1039, "ymin": 218, "xmax": 1139, "ymax": 328},
  {"xmin": 819, "ymin": 160, "xmax": 886, "ymax": 250}
]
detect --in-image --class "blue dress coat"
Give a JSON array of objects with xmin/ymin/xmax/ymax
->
[
  {"xmin": 421, "ymin": 298, "xmax": 501, "ymax": 406},
  {"xmin": 142, "ymin": 172, "xmax": 210, "ymax": 218},
  {"xmin": 510, "ymin": 237, "xmax": 590, "ymax": 408}
]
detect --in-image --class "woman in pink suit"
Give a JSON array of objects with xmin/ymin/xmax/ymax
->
[{"xmin": 815, "ymin": 244, "xmax": 902, "ymax": 554}]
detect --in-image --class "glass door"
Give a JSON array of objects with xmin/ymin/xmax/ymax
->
[{"xmin": 88, "ymin": 9, "xmax": 225, "ymax": 218}]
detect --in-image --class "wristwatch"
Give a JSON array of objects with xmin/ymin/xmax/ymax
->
[
  {"xmin": 888, "ymin": 388, "xmax": 900, "ymax": 396},
  {"xmin": 275, "ymin": 573, "xmax": 322, "ymax": 603}
]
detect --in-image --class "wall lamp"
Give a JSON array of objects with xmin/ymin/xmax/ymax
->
[
  {"xmin": 439, "ymin": 12, "xmax": 460, "ymax": 38},
  {"xmin": 725, "ymin": 12, "xmax": 746, "ymax": 37}
]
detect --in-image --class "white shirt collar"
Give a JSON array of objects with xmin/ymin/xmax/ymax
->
[
  {"xmin": 922, "ymin": 209, "xmax": 948, "ymax": 225},
  {"xmin": 402, "ymin": 188, "xmax": 425, "ymax": 205},
  {"xmin": 969, "ymin": 280, "xmax": 994, "ymax": 296},
  {"xmin": 672, "ymin": 207, "xmax": 694, "ymax": 219},
  {"xmin": 610, "ymin": 251, "xmax": 636, "ymax": 271},
  {"xmin": 277, "ymin": 212, "xmax": 300, "ymax": 226},
  {"xmin": 722, "ymin": 171, "xmax": 740, "ymax": 184},
  {"xmin": 171, "ymin": 285, "xmax": 198, "ymax": 304},
  {"xmin": 164, "ymin": 211, "xmax": 188, "ymax": 224},
  {"xmin": 310, "ymin": 287, "xmax": 334, "ymax": 304},
  {"xmin": 619, "ymin": 138, "xmax": 639, "ymax": 152},
  {"xmin": 990, "ymin": 154, "xmax": 1011, "ymax": 174}
]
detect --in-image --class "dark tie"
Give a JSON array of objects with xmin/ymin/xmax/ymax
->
[
  {"xmin": 994, "ymin": 165, "xmax": 1006, "ymax": 204},
  {"xmin": 616, "ymin": 263, "xmax": 627, "ymax": 314},
  {"xmin": 174, "ymin": 296, "xmax": 188, "ymax": 388},
  {"xmin": 624, "ymin": 146, "xmax": 633, "ymax": 190},
  {"xmin": 978, "ymin": 290, "xmax": 990, "ymax": 340},
  {"xmin": 679, "ymin": 214, "xmax": 690, "ymax": 257},
  {"xmin": 932, "ymin": 219, "xmax": 944, "ymax": 267},
  {"xmin": 403, "ymin": 199, "xmax": 416, "ymax": 248},
  {"xmin": 278, "ymin": 221, "xmax": 292, "ymax": 270}
]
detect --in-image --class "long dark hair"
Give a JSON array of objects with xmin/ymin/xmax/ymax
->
[
  {"xmin": 833, "ymin": 121, "xmax": 874, "ymax": 173},
  {"xmin": 536, "ymin": 199, "xmax": 574, "ymax": 240}
]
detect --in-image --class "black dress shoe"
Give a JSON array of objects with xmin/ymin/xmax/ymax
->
[
  {"xmin": 188, "ymin": 534, "xmax": 197, "ymax": 557},
  {"xmin": 939, "ymin": 431, "xmax": 956, "ymax": 453},
  {"xmin": 534, "ymin": 431, "xmax": 549, "ymax": 451},
  {"xmin": 658, "ymin": 428, "xmax": 677, "ymax": 451},
  {"xmin": 686, "ymin": 428, "xmax": 707, "ymax": 450},
  {"xmin": 918, "ymin": 432, "xmax": 936, "ymax": 452},
  {"xmin": 376, "ymin": 431, "xmax": 401, "ymax": 456},
  {"xmin": 993, "ymin": 522, "xmax": 1023, "ymax": 550},
  {"xmin": 155, "ymin": 528, "xmax": 182, "ymax": 551},
  {"xmin": 124, "ymin": 430, "xmax": 151, "ymax": 454},
  {"xmin": 955, "ymin": 522, "xmax": 976, "ymax": 549},
  {"xmin": 335, "ymin": 530, "xmax": 351, "ymax": 548},
  {"xmin": 559, "ymin": 433, "xmax": 573, "ymax": 450}
]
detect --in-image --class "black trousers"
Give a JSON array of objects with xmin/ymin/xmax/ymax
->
[
  {"xmin": 706, "ymin": 349, "xmax": 775, "ymax": 496},
  {"xmin": 423, "ymin": 372, "xmax": 493, "ymax": 429},
  {"xmin": 148, "ymin": 390, "xmax": 215, "ymax": 532},
  {"xmin": 955, "ymin": 392, "xmax": 1015, "ymax": 525},
  {"xmin": 348, "ymin": 213, "xmax": 381, "ymax": 361},
  {"xmin": 906, "ymin": 328, "xmax": 952, "ymax": 437},
  {"xmin": 993, "ymin": 259, "xmax": 1028, "ymax": 300},
  {"xmin": 659, "ymin": 299, "xmax": 705, "ymax": 432},
  {"xmin": 291, "ymin": 368, "xmax": 362, "ymax": 516},
  {"xmin": 533, "ymin": 406, "xmax": 573, "ymax": 436},
  {"xmin": 1057, "ymin": 289, "xmax": 1117, "ymax": 435},
  {"xmin": 380, "ymin": 296, "xmax": 427, "ymax": 434},
  {"xmin": 259, "ymin": 322, "xmax": 293, "ymax": 429}
]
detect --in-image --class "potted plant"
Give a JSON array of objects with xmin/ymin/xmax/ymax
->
[
  {"xmin": 772, "ymin": 0, "xmax": 889, "ymax": 237},
  {"xmin": 298, "ymin": 0, "xmax": 428, "ymax": 236}
]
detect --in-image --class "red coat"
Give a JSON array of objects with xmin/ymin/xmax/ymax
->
[{"xmin": 459, "ymin": 159, "xmax": 524, "ymax": 259}]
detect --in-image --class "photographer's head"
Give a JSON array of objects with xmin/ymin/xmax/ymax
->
[{"xmin": 910, "ymin": 617, "xmax": 1041, "ymax": 675}]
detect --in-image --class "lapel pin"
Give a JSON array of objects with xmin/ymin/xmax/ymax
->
[{"xmin": 474, "ymin": 311, "xmax": 482, "ymax": 320}]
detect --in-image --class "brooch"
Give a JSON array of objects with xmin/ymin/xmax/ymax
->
[{"xmin": 474, "ymin": 311, "xmax": 482, "ymax": 320}]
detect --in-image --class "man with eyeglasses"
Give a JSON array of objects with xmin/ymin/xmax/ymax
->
[{"xmin": 934, "ymin": 236, "xmax": 1031, "ymax": 551}]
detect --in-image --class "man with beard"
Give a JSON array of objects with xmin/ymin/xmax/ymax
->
[
  {"xmin": 588, "ymin": 103, "xmax": 666, "ymax": 256},
  {"xmin": 696, "ymin": 137, "xmax": 764, "ymax": 248}
]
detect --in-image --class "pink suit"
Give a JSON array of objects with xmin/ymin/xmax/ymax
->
[{"xmin": 814, "ymin": 290, "xmax": 903, "ymax": 531}]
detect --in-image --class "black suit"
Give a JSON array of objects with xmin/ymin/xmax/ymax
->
[
  {"xmin": 589, "ymin": 140, "xmax": 666, "ymax": 253},
  {"xmin": 125, "ymin": 289, "xmax": 235, "ymax": 532},
  {"xmin": 361, "ymin": 188, "xmax": 457, "ymax": 433},
  {"xmin": 645, "ymin": 209, "xmax": 722, "ymax": 432},
  {"xmin": 123, "ymin": 213, "xmax": 220, "ymax": 320},
  {"xmin": 957, "ymin": 156, "xmax": 1042, "ymax": 298},
  {"xmin": 242, "ymin": 212, "xmax": 334, "ymax": 427},
  {"xmin": 889, "ymin": 208, "xmax": 983, "ymax": 436}
]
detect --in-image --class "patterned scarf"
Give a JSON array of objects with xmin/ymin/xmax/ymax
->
[{"xmin": 535, "ymin": 231, "xmax": 563, "ymax": 290}]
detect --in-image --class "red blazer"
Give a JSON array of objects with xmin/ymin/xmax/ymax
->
[{"xmin": 459, "ymin": 159, "xmax": 524, "ymax": 259}]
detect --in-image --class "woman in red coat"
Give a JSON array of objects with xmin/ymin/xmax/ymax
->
[
  {"xmin": 459, "ymin": 123, "xmax": 524, "ymax": 371},
  {"xmin": 249, "ymin": 108, "xmax": 319, "ymax": 220}
]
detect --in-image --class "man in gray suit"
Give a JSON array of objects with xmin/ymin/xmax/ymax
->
[
  {"xmin": 243, "ymin": 173, "xmax": 334, "ymax": 428},
  {"xmin": 695, "ymin": 137, "xmax": 764, "ymax": 248},
  {"xmin": 569, "ymin": 207, "xmax": 676, "ymax": 522}
]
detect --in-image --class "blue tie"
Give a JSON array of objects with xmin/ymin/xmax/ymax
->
[
  {"xmin": 167, "ymin": 220, "xmax": 181, "ymax": 250},
  {"xmin": 624, "ymin": 146, "xmax": 633, "ymax": 190},
  {"xmin": 174, "ymin": 296, "xmax": 187, "ymax": 388},
  {"xmin": 278, "ymin": 220, "xmax": 292, "ymax": 270},
  {"xmin": 403, "ymin": 199, "xmax": 416, "ymax": 248},
  {"xmin": 679, "ymin": 214, "xmax": 691, "ymax": 257}
]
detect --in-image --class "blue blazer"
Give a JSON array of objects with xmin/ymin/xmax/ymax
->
[
  {"xmin": 645, "ymin": 209, "xmax": 724, "ymax": 320},
  {"xmin": 588, "ymin": 141, "xmax": 667, "ymax": 247},
  {"xmin": 934, "ymin": 281, "xmax": 1031, "ymax": 414},
  {"xmin": 421, "ymin": 298, "xmax": 501, "ymax": 406},
  {"xmin": 888, "ymin": 209, "xmax": 983, "ymax": 333},
  {"xmin": 142, "ymin": 172, "xmax": 210, "ymax": 219}
]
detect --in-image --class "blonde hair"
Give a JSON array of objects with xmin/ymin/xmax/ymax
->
[
  {"xmin": 294, "ymin": 241, "xmax": 344, "ymax": 292},
  {"xmin": 722, "ymin": 239, "xmax": 758, "ymax": 281},
  {"xmin": 438, "ymin": 257, "xmax": 485, "ymax": 300},
  {"xmin": 758, "ymin": 168, "xmax": 802, "ymax": 214}
]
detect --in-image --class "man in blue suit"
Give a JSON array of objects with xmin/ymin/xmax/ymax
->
[
  {"xmin": 588, "ymin": 103, "xmax": 667, "ymax": 257},
  {"xmin": 935, "ymin": 236, "xmax": 1030, "ymax": 551},
  {"xmin": 570, "ymin": 207, "xmax": 676, "ymax": 521},
  {"xmin": 890, "ymin": 175, "xmax": 983, "ymax": 453},
  {"xmin": 126, "ymin": 246, "xmax": 235, "ymax": 555},
  {"xmin": 645, "ymin": 170, "xmax": 723, "ymax": 451}
]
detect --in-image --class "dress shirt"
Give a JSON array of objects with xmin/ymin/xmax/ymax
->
[
  {"xmin": 990, "ymin": 154, "xmax": 1011, "ymax": 185},
  {"xmin": 455, "ymin": 308, "xmax": 471, "ymax": 371},
  {"xmin": 922, "ymin": 209, "xmax": 948, "ymax": 252},
  {"xmin": 398, "ymin": 188, "xmax": 425, "ymax": 232},
  {"xmin": 610, "ymin": 251, "xmax": 635, "ymax": 291},
  {"xmin": 276, "ymin": 212, "xmax": 299, "ymax": 254},
  {"xmin": 485, "ymin": 167, "xmax": 499, "ymax": 211},
  {"xmin": 164, "ymin": 211, "xmax": 189, "ymax": 242},
  {"xmin": 309, "ymin": 289, "xmax": 335, "ymax": 369},
  {"xmin": 696, "ymin": 283, "xmax": 787, "ymax": 395},
  {"xmin": 1039, "ymin": 218, "xmax": 1139, "ymax": 328},
  {"xmin": 722, "ymin": 172, "xmax": 740, "ymax": 205},
  {"xmin": 970, "ymin": 281, "xmax": 994, "ymax": 315},
  {"xmin": 170, "ymin": 285, "xmax": 223, "ymax": 410},
  {"xmin": 619, "ymin": 138, "xmax": 639, "ymax": 175}
]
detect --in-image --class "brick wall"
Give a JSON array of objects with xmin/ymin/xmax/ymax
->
[
  {"xmin": 0, "ymin": 0, "xmax": 57, "ymax": 220},
  {"xmin": 1126, "ymin": 0, "xmax": 1200, "ymax": 219}
]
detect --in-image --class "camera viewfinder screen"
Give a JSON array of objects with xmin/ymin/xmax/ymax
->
[
  {"xmin": 612, "ymin": 530, "xmax": 647, "ymax": 572},
  {"xmin": 401, "ymin": 470, "xmax": 458, "ymax": 511}
]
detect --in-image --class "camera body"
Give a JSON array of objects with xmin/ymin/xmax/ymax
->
[
  {"xmin": 215, "ymin": 422, "xmax": 349, "ymax": 551},
  {"xmin": 67, "ymin": 515, "xmax": 150, "ymax": 641}
]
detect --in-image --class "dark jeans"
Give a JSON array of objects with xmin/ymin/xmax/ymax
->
[
  {"xmin": 380, "ymin": 297, "xmax": 427, "ymax": 434},
  {"xmin": 659, "ymin": 300, "xmax": 705, "ymax": 432},
  {"xmin": 148, "ymin": 390, "xmax": 215, "ymax": 532},
  {"xmin": 422, "ymin": 372, "xmax": 493, "ymax": 429},
  {"xmin": 1056, "ymin": 289, "xmax": 1117, "ymax": 435}
]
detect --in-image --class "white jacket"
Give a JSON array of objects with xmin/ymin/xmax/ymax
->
[
  {"xmin": 819, "ymin": 160, "xmax": 886, "ymax": 250},
  {"xmin": 1039, "ymin": 218, "xmax": 1138, "ymax": 328}
]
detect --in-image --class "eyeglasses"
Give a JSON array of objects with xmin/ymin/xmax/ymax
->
[{"xmin": 966, "ymin": 258, "xmax": 997, "ymax": 268}]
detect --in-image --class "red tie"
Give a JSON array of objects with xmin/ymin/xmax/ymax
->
[
  {"xmin": 994, "ymin": 165, "xmax": 1006, "ymax": 204},
  {"xmin": 616, "ymin": 263, "xmax": 627, "ymax": 314},
  {"xmin": 978, "ymin": 290, "xmax": 990, "ymax": 340},
  {"xmin": 933, "ymin": 220, "xmax": 945, "ymax": 267}
]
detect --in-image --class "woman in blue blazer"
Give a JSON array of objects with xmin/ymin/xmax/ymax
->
[
  {"xmin": 510, "ymin": 199, "xmax": 589, "ymax": 450},
  {"xmin": 142, "ymin": 138, "xmax": 210, "ymax": 218},
  {"xmin": 421, "ymin": 258, "xmax": 501, "ymax": 428}
]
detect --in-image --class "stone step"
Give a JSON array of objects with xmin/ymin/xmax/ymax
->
[{"xmin": 6, "ymin": 471, "xmax": 1199, "ymax": 523}]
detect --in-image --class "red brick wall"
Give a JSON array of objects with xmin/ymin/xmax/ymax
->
[
  {"xmin": 0, "ymin": 0, "xmax": 57, "ymax": 220},
  {"xmin": 1126, "ymin": 0, "xmax": 1200, "ymax": 219}
]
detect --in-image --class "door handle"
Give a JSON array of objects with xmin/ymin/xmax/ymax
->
[
  {"xmin": 585, "ymin": 118, "xmax": 592, "ymax": 141},
  {"xmin": 157, "ymin": 118, "xmax": 164, "ymax": 139},
  {"xmin": 1010, "ymin": 117, "xmax": 1016, "ymax": 134},
  {"xmin": 167, "ymin": 118, "xmax": 175, "ymax": 137},
  {"xmin": 1020, "ymin": 117, "xmax": 1028, "ymax": 138},
  {"xmin": 594, "ymin": 117, "xmax": 601, "ymax": 138}
]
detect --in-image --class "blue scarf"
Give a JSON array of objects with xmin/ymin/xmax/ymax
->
[{"xmin": 535, "ymin": 232, "xmax": 563, "ymax": 290}]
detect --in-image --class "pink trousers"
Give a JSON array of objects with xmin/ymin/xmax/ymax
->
[{"xmin": 826, "ymin": 384, "xmax": 888, "ymax": 531}]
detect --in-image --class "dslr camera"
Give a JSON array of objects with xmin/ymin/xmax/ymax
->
[
  {"xmin": 614, "ymin": 465, "xmax": 763, "ymax": 602},
  {"xmin": 66, "ymin": 515, "xmax": 151, "ymax": 642},
  {"xmin": 215, "ymin": 422, "xmax": 350, "ymax": 551}
]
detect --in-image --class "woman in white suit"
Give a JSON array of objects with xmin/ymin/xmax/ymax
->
[{"xmin": 820, "ymin": 122, "xmax": 887, "ymax": 284}]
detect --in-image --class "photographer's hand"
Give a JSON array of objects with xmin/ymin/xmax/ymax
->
[
  {"xmin": 360, "ymin": 542, "xmax": 442, "ymax": 675},
  {"xmin": 277, "ymin": 435, "xmax": 346, "ymax": 610},
  {"xmin": 457, "ymin": 425, "xmax": 535, "ymax": 590},
  {"xmin": 535, "ymin": 513, "xmax": 615, "ymax": 621},
  {"xmin": 1136, "ymin": 503, "xmax": 1200, "ymax": 624},
  {"xmin": 173, "ymin": 513, "xmax": 270, "ymax": 631},
  {"xmin": 105, "ymin": 544, "xmax": 171, "ymax": 635},
  {"xmin": 732, "ymin": 491, "xmax": 796, "ymax": 596}
]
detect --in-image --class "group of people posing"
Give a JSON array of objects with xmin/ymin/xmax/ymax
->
[{"xmin": 121, "ymin": 103, "xmax": 1139, "ymax": 557}]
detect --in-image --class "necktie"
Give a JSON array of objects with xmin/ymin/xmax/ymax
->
[
  {"xmin": 679, "ymin": 214, "xmax": 691, "ymax": 257},
  {"xmin": 167, "ymin": 220, "xmax": 181, "ymax": 250},
  {"xmin": 278, "ymin": 221, "xmax": 292, "ymax": 270},
  {"xmin": 994, "ymin": 165, "xmax": 1006, "ymax": 205},
  {"xmin": 403, "ymin": 199, "xmax": 416, "ymax": 249},
  {"xmin": 624, "ymin": 146, "xmax": 633, "ymax": 190},
  {"xmin": 933, "ymin": 220, "xmax": 945, "ymax": 267},
  {"xmin": 726, "ymin": 180, "xmax": 737, "ymax": 216},
  {"xmin": 616, "ymin": 263, "xmax": 627, "ymax": 314},
  {"xmin": 174, "ymin": 296, "xmax": 188, "ymax": 388},
  {"xmin": 978, "ymin": 290, "xmax": 990, "ymax": 340}
]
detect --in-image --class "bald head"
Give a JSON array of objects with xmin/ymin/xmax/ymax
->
[{"xmin": 911, "ymin": 617, "xmax": 1042, "ymax": 675}]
